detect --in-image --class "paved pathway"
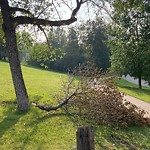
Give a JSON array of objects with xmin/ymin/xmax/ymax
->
[{"xmin": 124, "ymin": 95, "xmax": 150, "ymax": 118}]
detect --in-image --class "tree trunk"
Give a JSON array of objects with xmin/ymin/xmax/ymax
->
[
  {"xmin": 1, "ymin": 0, "xmax": 29, "ymax": 111},
  {"xmin": 138, "ymin": 77, "xmax": 142, "ymax": 89}
]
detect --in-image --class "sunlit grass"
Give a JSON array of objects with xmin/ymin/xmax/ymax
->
[
  {"xmin": 0, "ymin": 104, "xmax": 76, "ymax": 150},
  {"xmin": 116, "ymin": 78, "xmax": 150, "ymax": 103},
  {"xmin": 0, "ymin": 61, "xmax": 150, "ymax": 150},
  {"xmin": 0, "ymin": 61, "xmax": 67, "ymax": 104}
]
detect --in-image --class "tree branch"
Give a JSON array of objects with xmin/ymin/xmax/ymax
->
[
  {"xmin": 10, "ymin": 7, "xmax": 33, "ymax": 16},
  {"xmin": 52, "ymin": 2, "xmax": 62, "ymax": 20},
  {"xmin": 71, "ymin": 0, "xmax": 83, "ymax": 18},
  {"xmin": 13, "ymin": 16, "xmax": 77, "ymax": 27},
  {"xmin": 37, "ymin": 25, "xmax": 51, "ymax": 49},
  {"xmin": 13, "ymin": 0, "xmax": 84, "ymax": 27},
  {"xmin": 32, "ymin": 90, "xmax": 77, "ymax": 112}
]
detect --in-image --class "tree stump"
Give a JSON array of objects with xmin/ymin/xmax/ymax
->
[{"xmin": 76, "ymin": 126, "xmax": 95, "ymax": 150}]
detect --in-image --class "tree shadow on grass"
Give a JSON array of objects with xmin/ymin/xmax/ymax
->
[
  {"xmin": 0, "ymin": 102, "xmax": 27, "ymax": 138},
  {"xmin": 20, "ymin": 111, "xmax": 69, "ymax": 149},
  {"xmin": 95, "ymin": 125, "xmax": 150, "ymax": 150},
  {"xmin": 29, "ymin": 112, "xmax": 68, "ymax": 126}
]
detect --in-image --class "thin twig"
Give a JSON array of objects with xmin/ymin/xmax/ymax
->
[{"xmin": 37, "ymin": 25, "xmax": 51, "ymax": 49}]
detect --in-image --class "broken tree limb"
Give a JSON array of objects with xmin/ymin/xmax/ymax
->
[{"xmin": 32, "ymin": 90, "xmax": 77, "ymax": 112}]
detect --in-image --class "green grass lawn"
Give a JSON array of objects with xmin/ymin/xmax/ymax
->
[
  {"xmin": 116, "ymin": 78, "xmax": 150, "ymax": 103},
  {"xmin": 0, "ymin": 61, "xmax": 150, "ymax": 150}
]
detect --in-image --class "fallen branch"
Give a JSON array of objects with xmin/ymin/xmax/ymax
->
[{"xmin": 32, "ymin": 90, "xmax": 77, "ymax": 112}]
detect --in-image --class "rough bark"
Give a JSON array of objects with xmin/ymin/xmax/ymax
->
[{"xmin": 1, "ymin": 0, "xmax": 29, "ymax": 111}]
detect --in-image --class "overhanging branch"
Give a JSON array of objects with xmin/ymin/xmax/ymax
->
[
  {"xmin": 14, "ymin": 16, "xmax": 77, "ymax": 27},
  {"xmin": 37, "ymin": 25, "xmax": 51, "ymax": 49},
  {"xmin": 13, "ymin": 0, "xmax": 84, "ymax": 27}
]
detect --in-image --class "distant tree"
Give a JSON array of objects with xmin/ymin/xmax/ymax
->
[
  {"xmin": 108, "ymin": 0, "xmax": 150, "ymax": 88},
  {"xmin": 33, "ymin": 27, "xmax": 84, "ymax": 72},
  {"xmin": 48, "ymin": 18, "xmax": 110, "ymax": 72},
  {"xmin": 29, "ymin": 42, "xmax": 53, "ymax": 67},
  {"xmin": 47, "ymin": 27, "xmax": 68, "ymax": 71},
  {"xmin": 48, "ymin": 27, "xmax": 67, "ymax": 52},
  {"xmin": 25, "ymin": 27, "xmax": 83, "ymax": 72},
  {"xmin": 79, "ymin": 17, "xmax": 110, "ymax": 71},
  {"xmin": 16, "ymin": 32, "xmax": 34, "ymax": 63},
  {"xmin": 26, "ymin": 27, "xmax": 67, "ymax": 70},
  {"xmin": 57, "ymin": 28, "xmax": 84, "ymax": 71}
]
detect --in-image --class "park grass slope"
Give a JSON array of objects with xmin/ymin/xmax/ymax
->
[
  {"xmin": 116, "ymin": 78, "xmax": 150, "ymax": 103},
  {"xmin": 0, "ymin": 61, "xmax": 150, "ymax": 150}
]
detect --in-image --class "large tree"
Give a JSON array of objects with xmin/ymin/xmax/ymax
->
[
  {"xmin": 0, "ymin": 0, "xmax": 88, "ymax": 111},
  {"xmin": 109, "ymin": 0, "xmax": 150, "ymax": 88}
]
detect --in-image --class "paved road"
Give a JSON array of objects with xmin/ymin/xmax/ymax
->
[
  {"xmin": 122, "ymin": 75, "xmax": 149, "ymax": 87},
  {"xmin": 124, "ymin": 95, "xmax": 150, "ymax": 118}
]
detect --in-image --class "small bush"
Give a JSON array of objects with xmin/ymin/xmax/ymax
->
[{"xmin": 62, "ymin": 63, "xmax": 148, "ymax": 127}]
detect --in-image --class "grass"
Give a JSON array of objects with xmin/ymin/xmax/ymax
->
[
  {"xmin": 116, "ymin": 78, "xmax": 150, "ymax": 103},
  {"xmin": 0, "ymin": 61, "xmax": 150, "ymax": 150}
]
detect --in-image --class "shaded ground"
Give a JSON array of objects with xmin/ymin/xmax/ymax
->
[{"xmin": 124, "ymin": 95, "xmax": 150, "ymax": 118}]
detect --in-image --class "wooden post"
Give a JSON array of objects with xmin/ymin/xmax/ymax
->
[{"xmin": 76, "ymin": 126, "xmax": 95, "ymax": 150}]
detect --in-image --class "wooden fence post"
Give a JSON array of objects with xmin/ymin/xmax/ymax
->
[{"xmin": 76, "ymin": 126, "xmax": 95, "ymax": 150}]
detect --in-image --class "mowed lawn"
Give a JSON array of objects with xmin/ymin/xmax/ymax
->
[
  {"xmin": 0, "ymin": 61, "xmax": 150, "ymax": 150},
  {"xmin": 116, "ymin": 78, "xmax": 150, "ymax": 103}
]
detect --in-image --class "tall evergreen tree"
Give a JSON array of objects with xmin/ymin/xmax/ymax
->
[{"xmin": 79, "ymin": 18, "xmax": 110, "ymax": 71}]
